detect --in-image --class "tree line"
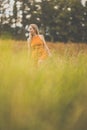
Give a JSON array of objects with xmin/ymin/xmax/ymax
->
[{"xmin": 0, "ymin": 0, "xmax": 87, "ymax": 42}]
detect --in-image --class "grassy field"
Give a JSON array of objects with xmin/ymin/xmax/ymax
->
[{"xmin": 0, "ymin": 39, "xmax": 87, "ymax": 130}]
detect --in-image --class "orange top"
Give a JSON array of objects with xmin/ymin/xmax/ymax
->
[
  {"xmin": 31, "ymin": 35, "xmax": 43, "ymax": 47},
  {"xmin": 30, "ymin": 35, "xmax": 48, "ymax": 62}
]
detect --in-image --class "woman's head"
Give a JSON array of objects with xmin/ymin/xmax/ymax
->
[{"xmin": 29, "ymin": 24, "xmax": 39, "ymax": 36}]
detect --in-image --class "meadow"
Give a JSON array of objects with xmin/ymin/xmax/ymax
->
[{"xmin": 0, "ymin": 39, "xmax": 87, "ymax": 130}]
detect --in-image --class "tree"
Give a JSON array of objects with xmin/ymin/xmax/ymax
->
[
  {"xmin": 81, "ymin": 1, "xmax": 87, "ymax": 42},
  {"xmin": 0, "ymin": 0, "xmax": 11, "ymax": 35},
  {"xmin": 0, "ymin": 0, "xmax": 87, "ymax": 42}
]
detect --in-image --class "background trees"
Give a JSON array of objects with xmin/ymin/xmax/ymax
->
[{"xmin": 0, "ymin": 0, "xmax": 87, "ymax": 42}]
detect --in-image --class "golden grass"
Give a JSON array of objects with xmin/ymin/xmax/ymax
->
[{"xmin": 0, "ymin": 39, "xmax": 87, "ymax": 130}]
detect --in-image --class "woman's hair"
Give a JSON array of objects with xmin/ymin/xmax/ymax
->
[{"xmin": 29, "ymin": 24, "xmax": 39, "ymax": 34}]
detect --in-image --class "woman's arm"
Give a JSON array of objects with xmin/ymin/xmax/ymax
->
[
  {"xmin": 27, "ymin": 37, "xmax": 31, "ymax": 50},
  {"xmin": 27, "ymin": 33, "xmax": 32, "ymax": 50},
  {"xmin": 39, "ymin": 35, "xmax": 51, "ymax": 56},
  {"xmin": 27, "ymin": 34, "xmax": 32, "ymax": 56}
]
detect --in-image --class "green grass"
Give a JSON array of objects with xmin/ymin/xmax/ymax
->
[
  {"xmin": 0, "ymin": 32, "xmax": 13, "ymax": 40},
  {"xmin": 0, "ymin": 39, "xmax": 87, "ymax": 130}
]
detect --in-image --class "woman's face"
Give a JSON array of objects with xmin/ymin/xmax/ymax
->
[{"xmin": 29, "ymin": 25, "xmax": 35, "ymax": 36}]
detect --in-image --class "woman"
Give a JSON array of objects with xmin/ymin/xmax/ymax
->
[{"xmin": 27, "ymin": 24, "xmax": 51, "ymax": 65}]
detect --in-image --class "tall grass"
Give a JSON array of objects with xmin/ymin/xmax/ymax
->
[{"xmin": 0, "ymin": 39, "xmax": 87, "ymax": 130}]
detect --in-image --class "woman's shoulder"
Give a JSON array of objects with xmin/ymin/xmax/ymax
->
[{"xmin": 38, "ymin": 34, "xmax": 45, "ymax": 40}]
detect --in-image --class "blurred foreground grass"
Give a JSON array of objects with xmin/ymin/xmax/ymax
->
[{"xmin": 0, "ymin": 39, "xmax": 87, "ymax": 130}]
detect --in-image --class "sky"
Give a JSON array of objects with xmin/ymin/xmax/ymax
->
[
  {"xmin": 81, "ymin": 0, "xmax": 87, "ymax": 6},
  {"xmin": 4, "ymin": 0, "xmax": 14, "ymax": 16}
]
